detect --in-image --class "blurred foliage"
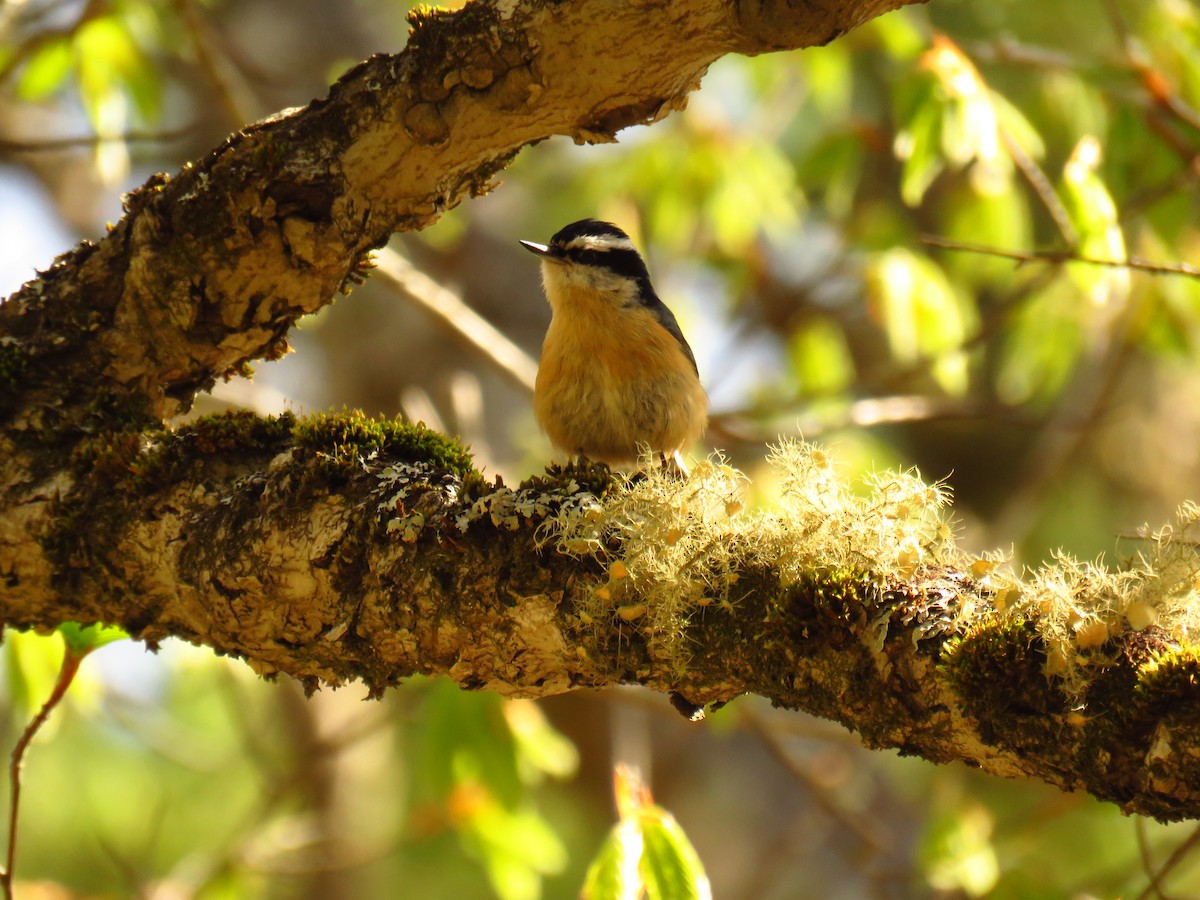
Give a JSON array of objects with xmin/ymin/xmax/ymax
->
[
  {"xmin": 581, "ymin": 766, "xmax": 710, "ymax": 900},
  {"xmin": 5, "ymin": 0, "xmax": 1200, "ymax": 895}
]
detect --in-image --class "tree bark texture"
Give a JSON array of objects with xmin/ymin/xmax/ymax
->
[{"xmin": 5, "ymin": 0, "xmax": 1200, "ymax": 823}]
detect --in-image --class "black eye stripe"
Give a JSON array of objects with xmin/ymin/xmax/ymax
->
[{"xmin": 558, "ymin": 246, "xmax": 648, "ymax": 279}]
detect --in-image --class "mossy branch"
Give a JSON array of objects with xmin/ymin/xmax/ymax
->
[{"xmin": 3, "ymin": 416, "xmax": 1200, "ymax": 822}]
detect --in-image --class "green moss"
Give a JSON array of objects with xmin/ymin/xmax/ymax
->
[
  {"xmin": 517, "ymin": 458, "xmax": 617, "ymax": 498},
  {"xmin": 293, "ymin": 409, "xmax": 473, "ymax": 477},
  {"xmin": 43, "ymin": 409, "xmax": 471, "ymax": 587},
  {"xmin": 71, "ymin": 430, "xmax": 145, "ymax": 481},
  {"xmin": 940, "ymin": 615, "xmax": 1067, "ymax": 743},
  {"xmin": 771, "ymin": 569, "xmax": 877, "ymax": 655},
  {"xmin": 1136, "ymin": 644, "xmax": 1200, "ymax": 716},
  {"xmin": 183, "ymin": 409, "xmax": 294, "ymax": 454},
  {"xmin": 128, "ymin": 411, "xmax": 296, "ymax": 489},
  {"xmin": 0, "ymin": 341, "xmax": 29, "ymax": 394}
]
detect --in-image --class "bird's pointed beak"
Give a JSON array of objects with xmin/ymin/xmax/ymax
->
[{"xmin": 520, "ymin": 239, "xmax": 557, "ymax": 258}]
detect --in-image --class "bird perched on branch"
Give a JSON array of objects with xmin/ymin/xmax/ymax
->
[{"xmin": 521, "ymin": 219, "xmax": 708, "ymax": 471}]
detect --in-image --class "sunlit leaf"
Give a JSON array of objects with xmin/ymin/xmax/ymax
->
[
  {"xmin": 803, "ymin": 43, "xmax": 853, "ymax": 118},
  {"xmin": 868, "ymin": 248, "xmax": 975, "ymax": 394},
  {"xmin": 942, "ymin": 183, "xmax": 1032, "ymax": 287},
  {"xmin": 459, "ymin": 790, "xmax": 568, "ymax": 900},
  {"xmin": 894, "ymin": 74, "xmax": 946, "ymax": 206},
  {"xmin": 1060, "ymin": 136, "xmax": 1130, "ymax": 309},
  {"xmin": 638, "ymin": 806, "xmax": 712, "ymax": 900},
  {"xmin": 582, "ymin": 767, "xmax": 711, "ymax": 900},
  {"xmin": 789, "ymin": 316, "xmax": 855, "ymax": 396},
  {"xmin": 58, "ymin": 621, "xmax": 129, "ymax": 656},
  {"xmin": 869, "ymin": 8, "xmax": 927, "ymax": 61},
  {"xmin": 990, "ymin": 89, "xmax": 1045, "ymax": 161},
  {"xmin": 581, "ymin": 818, "xmax": 642, "ymax": 900},
  {"xmin": 503, "ymin": 699, "xmax": 579, "ymax": 783},
  {"xmin": 919, "ymin": 803, "xmax": 999, "ymax": 897},
  {"xmin": 16, "ymin": 37, "xmax": 74, "ymax": 101},
  {"xmin": 74, "ymin": 13, "xmax": 162, "ymax": 124}
]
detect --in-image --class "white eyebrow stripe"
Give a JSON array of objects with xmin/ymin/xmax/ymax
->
[{"xmin": 562, "ymin": 234, "xmax": 637, "ymax": 253}]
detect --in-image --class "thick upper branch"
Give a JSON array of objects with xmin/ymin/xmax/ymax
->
[{"xmin": 0, "ymin": 0, "xmax": 916, "ymax": 432}]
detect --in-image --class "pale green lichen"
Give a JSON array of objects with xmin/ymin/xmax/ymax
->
[
  {"xmin": 540, "ymin": 440, "xmax": 964, "ymax": 655},
  {"xmin": 536, "ymin": 439, "xmax": 1200, "ymax": 695}
]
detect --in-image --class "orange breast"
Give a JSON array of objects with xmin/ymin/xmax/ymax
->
[{"xmin": 534, "ymin": 290, "xmax": 707, "ymax": 464}]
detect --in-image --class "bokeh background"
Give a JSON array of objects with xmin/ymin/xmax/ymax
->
[{"xmin": 3, "ymin": 0, "xmax": 1200, "ymax": 896}]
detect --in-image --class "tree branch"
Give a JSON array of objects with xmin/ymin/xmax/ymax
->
[{"xmin": 3, "ymin": 411, "xmax": 1200, "ymax": 821}]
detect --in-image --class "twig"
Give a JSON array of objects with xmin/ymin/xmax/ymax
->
[
  {"xmin": 999, "ymin": 128, "xmax": 1078, "ymax": 247},
  {"xmin": 0, "ymin": 645, "xmax": 85, "ymax": 899},
  {"xmin": 0, "ymin": 122, "xmax": 200, "ymax": 152},
  {"xmin": 373, "ymin": 247, "xmax": 539, "ymax": 393},
  {"xmin": 1104, "ymin": 0, "xmax": 1200, "ymax": 136},
  {"xmin": 920, "ymin": 235, "xmax": 1200, "ymax": 279},
  {"xmin": 739, "ymin": 705, "xmax": 891, "ymax": 858},
  {"xmin": 708, "ymin": 394, "xmax": 1023, "ymax": 446},
  {"xmin": 1135, "ymin": 817, "xmax": 1169, "ymax": 900},
  {"xmin": 1136, "ymin": 822, "xmax": 1200, "ymax": 900},
  {"xmin": 171, "ymin": 0, "xmax": 256, "ymax": 128}
]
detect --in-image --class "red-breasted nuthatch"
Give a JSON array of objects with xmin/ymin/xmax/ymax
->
[{"xmin": 520, "ymin": 219, "xmax": 708, "ymax": 469}]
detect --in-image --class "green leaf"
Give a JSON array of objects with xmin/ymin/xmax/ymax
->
[
  {"xmin": 504, "ymin": 699, "xmax": 579, "ymax": 783},
  {"xmin": 869, "ymin": 9, "xmax": 926, "ymax": 61},
  {"xmin": 16, "ymin": 37, "xmax": 74, "ymax": 101},
  {"xmin": 868, "ymin": 248, "xmax": 976, "ymax": 394},
  {"xmin": 919, "ymin": 803, "xmax": 999, "ymax": 897},
  {"xmin": 894, "ymin": 76, "xmax": 946, "ymax": 206},
  {"xmin": 74, "ymin": 14, "xmax": 162, "ymax": 125},
  {"xmin": 990, "ymin": 89, "xmax": 1045, "ymax": 162},
  {"xmin": 638, "ymin": 806, "xmax": 712, "ymax": 900},
  {"xmin": 789, "ymin": 316, "xmax": 855, "ymax": 396},
  {"xmin": 418, "ymin": 681, "xmax": 521, "ymax": 807},
  {"xmin": 996, "ymin": 281, "xmax": 1086, "ymax": 406},
  {"xmin": 942, "ymin": 183, "xmax": 1032, "ymax": 288},
  {"xmin": 1060, "ymin": 136, "xmax": 1130, "ymax": 308},
  {"xmin": 581, "ymin": 819, "xmax": 642, "ymax": 900},
  {"xmin": 58, "ymin": 621, "xmax": 129, "ymax": 656},
  {"xmin": 460, "ymin": 797, "xmax": 568, "ymax": 900}
]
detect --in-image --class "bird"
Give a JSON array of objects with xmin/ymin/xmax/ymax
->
[{"xmin": 520, "ymin": 219, "xmax": 708, "ymax": 470}]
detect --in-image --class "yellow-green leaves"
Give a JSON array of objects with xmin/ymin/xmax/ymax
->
[
  {"xmin": 581, "ymin": 766, "xmax": 711, "ymax": 900},
  {"xmin": 868, "ymin": 248, "xmax": 976, "ymax": 395},
  {"xmin": 919, "ymin": 801, "xmax": 999, "ymax": 897},
  {"xmin": 621, "ymin": 132, "xmax": 800, "ymax": 257},
  {"xmin": 16, "ymin": 37, "xmax": 74, "ymax": 102},
  {"xmin": 894, "ymin": 36, "xmax": 1044, "ymax": 206},
  {"xmin": 789, "ymin": 316, "xmax": 855, "ymax": 396},
  {"xmin": 58, "ymin": 621, "xmax": 129, "ymax": 657},
  {"xmin": 14, "ymin": 4, "xmax": 163, "ymax": 184},
  {"xmin": 416, "ymin": 684, "xmax": 575, "ymax": 900},
  {"xmin": 1061, "ymin": 136, "xmax": 1130, "ymax": 310}
]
